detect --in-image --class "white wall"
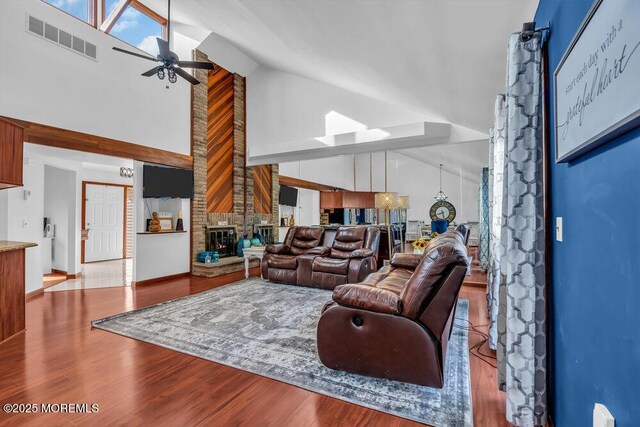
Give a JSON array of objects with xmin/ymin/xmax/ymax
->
[
  {"xmin": 133, "ymin": 161, "xmax": 191, "ymax": 282},
  {"xmin": 3, "ymin": 158, "xmax": 45, "ymax": 293},
  {"xmin": 251, "ymin": 65, "xmax": 481, "ymax": 224},
  {"xmin": 246, "ymin": 65, "xmax": 434, "ymax": 159},
  {"xmin": 0, "ymin": 0, "xmax": 190, "ymax": 155},
  {"xmin": 197, "ymin": 31, "xmax": 258, "ymax": 76},
  {"xmin": 280, "ymin": 150, "xmax": 479, "ymax": 224}
]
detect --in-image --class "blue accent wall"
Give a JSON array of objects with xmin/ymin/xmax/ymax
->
[{"xmin": 534, "ymin": 1, "xmax": 640, "ymax": 426}]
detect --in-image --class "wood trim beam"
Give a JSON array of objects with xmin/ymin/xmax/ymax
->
[
  {"xmin": 100, "ymin": 0, "xmax": 132, "ymax": 33},
  {"xmin": 131, "ymin": 0, "xmax": 167, "ymax": 26},
  {"xmin": 279, "ymin": 175, "xmax": 346, "ymax": 192},
  {"xmin": 1, "ymin": 115, "xmax": 193, "ymax": 169}
]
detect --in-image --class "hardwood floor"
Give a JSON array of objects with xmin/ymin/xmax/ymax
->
[{"xmin": 0, "ymin": 266, "xmax": 506, "ymax": 426}]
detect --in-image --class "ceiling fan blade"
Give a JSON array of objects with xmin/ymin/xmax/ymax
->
[
  {"xmin": 156, "ymin": 37, "xmax": 170, "ymax": 58},
  {"xmin": 112, "ymin": 46, "xmax": 158, "ymax": 62},
  {"xmin": 176, "ymin": 61, "xmax": 214, "ymax": 70},
  {"xmin": 173, "ymin": 67, "xmax": 200, "ymax": 85},
  {"xmin": 142, "ymin": 66, "xmax": 162, "ymax": 77}
]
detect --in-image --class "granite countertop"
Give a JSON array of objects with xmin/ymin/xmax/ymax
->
[{"xmin": 0, "ymin": 241, "xmax": 38, "ymax": 253}]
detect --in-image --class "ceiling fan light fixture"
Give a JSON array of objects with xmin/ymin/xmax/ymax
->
[
  {"xmin": 167, "ymin": 67, "xmax": 177, "ymax": 84},
  {"xmin": 157, "ymin": 66, "xmax": 165, "ymax": 80}
]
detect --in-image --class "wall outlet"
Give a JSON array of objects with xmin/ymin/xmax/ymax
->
[
  {"xmin": 555, "ymin": 217, "xmax": 563, "ymax": 242},
  {"xmin": 593, "ymin": 403, "xmax": 614, "ymax": 427}
]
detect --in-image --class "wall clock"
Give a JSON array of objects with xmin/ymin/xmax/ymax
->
[{"xmin": 430, "ymin": 200, "xmax": 456, "ymax": 222}]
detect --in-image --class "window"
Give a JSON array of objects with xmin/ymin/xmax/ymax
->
[
  {"xmin": 107, "ymin": 4, "xmax": 164, "ymax": 55},
  {"xmin": 40, "ymin": 1, "xmax": 166, "ymax": 54},
  {"xmin": 44, "ymin": 0, "xmax": 94, "ymax": 25}
]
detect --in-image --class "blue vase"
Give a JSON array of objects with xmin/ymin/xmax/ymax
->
[
  {"xmin": 212, "ymin": 251, "xmax": 220, "ymax": 262},
  {"xmin": 237, "ymin": 238, "xmax": 244, "ymax": 257},
  {"xmin": 243, "ymin": 236, "xmax": 251, "ymax": 248},
  {"xmin": 251, "ymin": 237, "xmax": 261, "ymax": 247}
]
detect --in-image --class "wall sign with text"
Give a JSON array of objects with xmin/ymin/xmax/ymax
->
[{"xmin": 554, "ymin": 0, "xmax": 640, "ymax": 162}]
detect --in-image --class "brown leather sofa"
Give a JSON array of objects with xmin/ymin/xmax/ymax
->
[
  {"xmin": 310, "ymin": 226, "xmax": 380, "ymax": 289},
  {"xmin": 262, "ymin": 226, "xmax": 327, "ymax": 284},
  {"xmin": 316, "ymin": 229, "xmax": 468, "ymax": 388},
  {"xmin": 262, "ymin": 226, "xmax": 380, "ymax": 290}
]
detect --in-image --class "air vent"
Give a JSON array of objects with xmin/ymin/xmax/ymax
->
[
  {"xmin": 26, "ymin": 14, "xmax": 97, "ymax": 61},
  {"xmin": 28, "ymin": 16, "xmax": 44, "ymax": 36},
  {"xmin": 44, "ymin": 23, "xmax": 58, "ymax": 42}
]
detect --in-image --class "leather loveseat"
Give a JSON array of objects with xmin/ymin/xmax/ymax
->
[
  {"xmin": 262, "ymin": 226, "xmax": 380, "ymax": 290},
  {"xmin": 310, "ymin": 226, "xmax": 380, "ymax": 289},
  {"xmin": 261, "ymin": 226, "xmax": 327, "ymax": 285},
  {"xmin": 316, "ymin": 229, "xmax": 468, "ymax": 388}
]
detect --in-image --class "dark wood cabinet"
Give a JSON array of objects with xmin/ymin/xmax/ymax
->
[
  {"xmin": 0, "ymin": 118, "xmax": 24, "ymax": 190},
  {"xmin": 320, "ymin": 192, "xmax": 343, "ymax": 209},
  {"xmin": 320, "ymin": 191, "xmax": 376, "ymax": 209},
  {"xmin": 0, "ymin": 248, "xmax": 26, "ymax": 343}
]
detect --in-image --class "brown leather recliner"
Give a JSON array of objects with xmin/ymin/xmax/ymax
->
[
  {"xmin": 262, "ymin": 226, "xmax": 328, "ymax": 284},
  {"xmin": 316, "ymin": 229, "xmax": 468, "ymax": 388},
  {"xmin": 310, "ymin": 226, "xmax": 380, "ymax": 290}
]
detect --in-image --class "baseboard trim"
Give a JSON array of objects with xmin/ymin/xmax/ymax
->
[
  {"xmin": 132, "ymin": 272, "xmax": 190, "ymax": 287},
  {"xmin": 26, "ymin": 288, "xmax": 44, "ymax": 301},
  {"xmin": 51, "ymin": 269, "xmax": 81, "ymax": 279}
]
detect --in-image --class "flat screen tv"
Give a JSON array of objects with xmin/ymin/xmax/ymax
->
[
  {"xmin": 143, "ymin": 165, "xmax": 193, "ymax": 199},
  {"xmin": 279, "ymin": 185, "xmax": 298, "ymax": 207}
]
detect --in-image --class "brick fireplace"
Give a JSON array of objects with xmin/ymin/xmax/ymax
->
[{"xmin": 191, "ymin": 49, "xmax": 279, "ymax": 277}]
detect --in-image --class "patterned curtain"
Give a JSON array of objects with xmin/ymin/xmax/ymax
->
[
  {"xmin": 487, "ymin": 94, "xmax": 506, "ymax": 349},
  {"xmin": 477, "ymin": 167, "xmax": 490, "ymax": 270},
  {"xmin": 488, "ymin": 33, "xmax": 547, "ymax": 426}
]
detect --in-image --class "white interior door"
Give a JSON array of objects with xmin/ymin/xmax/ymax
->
[{"xmin": 85, "ymin": 184, "xmax": 124, "ymax": 263}]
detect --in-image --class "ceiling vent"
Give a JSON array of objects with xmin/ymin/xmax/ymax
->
[{"xmin": 26, "ymin": 14, "xmax": 97, "ymax": 60}]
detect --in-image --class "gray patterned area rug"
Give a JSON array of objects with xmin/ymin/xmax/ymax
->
[{"xmin": 92, "ymin": 279, "xmax": 473, "ymax": 426}]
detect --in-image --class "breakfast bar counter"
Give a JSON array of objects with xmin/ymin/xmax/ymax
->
[{"xmin": 0, "ymin": 240, "xmax": 37, "ymax": 344}]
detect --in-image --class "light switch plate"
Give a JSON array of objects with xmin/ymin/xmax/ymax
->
[
  {"xmin": 555, "ymin": 217, "xmax": 563, "ymax": 242},
  {"xmin": 593, "ymin": 403, "xmax": 614, "ymax": 427}
]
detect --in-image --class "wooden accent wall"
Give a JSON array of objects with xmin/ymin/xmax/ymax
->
[
  {"xmin": 206, "ymin": 67, "xmax": 235, "ymax": 213},
  {"xmin": 253, "ymin": 165, "xmax": 272, "ymax": 214},
  {"xmin": 0, "ymin": 118, "xmax": 24, "ymax": 189}
]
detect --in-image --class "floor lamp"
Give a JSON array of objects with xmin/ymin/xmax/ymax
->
[
  {"xmin": 398, "ymin": 195, "xmax": 410, "ymax": 253},
  {"xmin": 375, "ymin": 192, "xmax": 399, "ymax": 262}
]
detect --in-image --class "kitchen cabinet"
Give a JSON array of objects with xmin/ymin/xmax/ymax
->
[
  {"xmin": 0, "ymin": 242, "xmax": 37, "ymax": 344},
  {"xmin": 0, "ymin": 118, "xmax": 24, "ymax": 190},
  {"xmin": 320, "ymin": 191, "xmax": 376, "ymax": 209}
]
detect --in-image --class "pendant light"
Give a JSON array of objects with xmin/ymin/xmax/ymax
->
[{"xmin": 434, "ymin": 164, "xmax": 448, "ymax": 201}]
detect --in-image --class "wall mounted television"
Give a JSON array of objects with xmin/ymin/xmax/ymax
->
[
  {"xmin": 279, "ymin": 185, "xmax": 298, "ymax": 207},
  {"xmin": 143, "ymin": 165, "xmax": 194, "ymax": 199}
]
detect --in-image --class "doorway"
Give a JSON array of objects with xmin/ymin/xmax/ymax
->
[{"xmin": 82, "ymin": 182, "xmax": 133, "ymax": 263}]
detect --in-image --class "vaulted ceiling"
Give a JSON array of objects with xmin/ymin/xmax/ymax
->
[{"xmin": 145, "ymin": 0, "xmax": 537, "ymax": 134}]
